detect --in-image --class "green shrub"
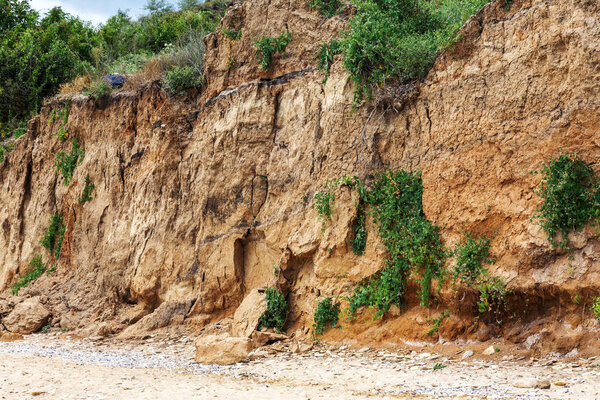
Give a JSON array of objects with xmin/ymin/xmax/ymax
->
[
  {"xmin": 258, "ymin": 287, "xmax": 288, "ymax": 333},
  {"xmin": 340, "ymin": 0, "xmax": 490, "ymax": 106},
  {"xmin": 313, "ymin": 297, "xmax": 341, "ymax": 335},
  {"xmin": 78, "ymin": 176, "xmax": 95, "ymax": 203},
  {"xmin": 164, "ymin": 65, "xmax": 202, "ymax": 95},
  {"xmin": 308, "ymin": 0, "xmax": 343, "ymax": 18},
  {"xmin": 593, "ymin": 297, "xmax": 600, "ymax": 320},
  {"xmin": 427, "ymin": 310, "xmax": 449, "ymax": 335},
  {"xmin": 433, "ymin": 363, "xmax": 446, "ymax": 371},
  {"xmin": 11, "ymin": 255, "xmax": 46, "ymax": 295},
  {"xmin": 254, "ymin": 31, "xmax": 293, "ymax": 70},
  {"xmin": 84, "ymin": 79, "xmax": 113, "ymax": 100},
  {"xmin": 55, "ymin": 138, "xmax": 84, "ymax": 185},
  {"xmin": 49, "ymin": 101, "xmax": 70, "ymax": 141},
  {"xmin": 533, "ymin": 154, "xmax": 600, "ymax": 250},
  {"xmin": 222, "ymin": 28, "xmax": 242, "ymax": 40},
  {"xmin": 41, "ymin": 214, "xmax": 65, "ymax": 259},
  {"xmin": 314, "ymin": 190, "xmax": 335, "ymax": 230},
  {"xmin": 453, "ymin": 233, "xmax": 494, "ymax": 284},
  {"xmin": 477, "ymin": 277, "xmax": 507, "ymax": 314},
  {"xmin": 315, "ymin": 39, "xmax": 342, "ymax": 83}
]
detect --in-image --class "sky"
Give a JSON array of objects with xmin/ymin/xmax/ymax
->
[{"xmin": 29, "ymin": 0, "xmax": 157, "ymax": 25}]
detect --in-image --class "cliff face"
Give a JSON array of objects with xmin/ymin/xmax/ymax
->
[{"xmin": 0, "ymin": 0, "xmax": 599, "ymax": 353}]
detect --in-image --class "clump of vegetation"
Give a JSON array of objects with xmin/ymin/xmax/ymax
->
[
  {"xmin": 315, "ymin": 39, "xmax": 342, "ymax": 83},
  {"xmin": 222, "ymin": 27, "xmax": 242, "ymax": 40},
  {"xmin": 313, "ymin": 297, "xmax": 341, "ymax": 336},
  {"xmin": 427, "ymin": 310, "xmax": 450, "ymax": 336},
  {"xmin": 308, "ymin": 0, "xmax": 343, "ymax": 18},
  {"xmin": 55, "ymin": 138, "xmax": 84, "ymax": 185},
  {"xmin": 477, "ymin": 276, "xmax": 507, "ymax": 315},
  {"xmin": 345, "ymin": 170, "xmax": 447, "ymax": 319},
  {"xmin": 533, "ymin": 154, "xmax": 600, "ymax": 250},
  {"xmin": 340, "ymin": 0, "xmax": 491, "ymax": 105},
  {"xmin": 593, "ymin": 297, "xmax": 600, "ymax": 320},
  {"xmin": 41, "ymin": 214, "xmax": 66, "ymax": 260},
  {"xmin": 164, "ymin": 65, "xmax": 202, "ymax": 95},
  {"xmin": 84, "ymin": 80, "xmax": 113, "ymax": 100},
  {"xmin": 258, "ymin": 287, "xmax": 288, "ymax": 333},
  {"xmin": 78, "ymin": 176, "xmax": 95, "ymax": 203},
  {"xmin": 254, "ymin": 31, "xmax": 293, "ymax": 70},
  {"xmin": 11, "ymin": 255, "xmax": 46, "ymax": 295},
  {"xmin": 452, "ymin": 233, "xmax": 495, "ymax": 284},
  {"xmin": 314, "ymin": 190, "xmax": 335, "ymax": 230},
  {"xmin": 49, "ymin": 102, "xmax": 70, "ymax": 141}
]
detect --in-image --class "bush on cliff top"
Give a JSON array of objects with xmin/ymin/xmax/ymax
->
[{"xmin": 340, "ymin": 0, "xmax": 491, "ymax": 105}]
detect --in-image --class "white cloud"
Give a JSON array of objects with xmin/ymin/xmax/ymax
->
[{"xmin": 29, "ymin": 0, "xmax": 150, "ymax": 25}]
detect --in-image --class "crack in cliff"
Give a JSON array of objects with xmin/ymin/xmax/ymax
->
[{"xmin": 198, "ymin": 68, "xmax": 316, "ymax": 114}]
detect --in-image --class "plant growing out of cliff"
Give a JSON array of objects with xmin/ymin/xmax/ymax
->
[
  {"xmin": 314, "ymin": 190, "xmax": 335, "ymax": 230},
  {"xmin": 41, "ymin": 214, "xmax": 66, "ymax": 260},
  {"xmin": 533, "ymin": 154, "xmax": 600, "ymax": 250},
  {"xmin": 316, "ymin": 40, "xmax": 342, "ymax": 83},
  {"xmin": 222, "ymin": 28, "xmax": 242, "ymax": 41},
  {"xmin": 593, "ymin": 297, "xmax": 600, "ymax": 320},
  {"xmin": 427, "ymin": 310, "xmax": 449, "ymax": 336},
  {"xmin": 55, "ymin": 138, "xmax": 84, "ymax": 185},
  {"xmin": 258, "ymin": 287, "xmax": 288, "ymax": 333},
  {"xmin": 308, "ymin": 0, "xmax": 342, "ymax": 18},
  {"xmin": 0, "ymin": 142, "xmax": 15, "ymax": 163},
  {"xmin": 312, "ymin": 297, "xmax": 341, "ymax": 336},
  {"xmin": 350, "ymin": 205, "xmax": 367, "ymax": 255},
  {"xmin": 50, "ymin": 101, "xmax": 70, "ymax": 141},
  {"xmin": 452, "ymin": 233, "xmax": 495, "ymax": 285},
  {"xmin": 477, "ymin": 276, "xmax": 508, "ymax": 315},
  {"xmin": 78, "ymin": 176, "xmax": 95, "ymax": 203},
  {"xmin": 254, "ymin": 31, "xmax": 293, "ymax": 71},
  {"xmin": 347, "ymin": 170, "xmax": 448, "ymax": 319},
  {"xmin": 11, "ymin": 255, "xmax": 46, "ymax": 295},
  {"xmin": 164, "ymin": 65, "xmax": 202, "ymax": 95}
]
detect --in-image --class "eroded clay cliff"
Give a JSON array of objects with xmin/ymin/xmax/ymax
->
[{"xmin": 0, "ymin": 0, "xmax": 599, "ymax": 355}]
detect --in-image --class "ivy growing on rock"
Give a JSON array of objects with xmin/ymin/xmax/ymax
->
[
  {"xmin": 55, "ymin": 137, "xmax": 84, "ymax": 185},
  {"xmin": 533, "ymin": 154, "xmax": 600, "ymax": 250},
  {"xmin": 312, "ymin": 297, "xmax": 341, "ymax": 336},
  {"xmin": 308, "ymin": 0, "xmax": 342, "ymax": 18},
  {"xmin": 452, "ymin": 233, "xmax": 495, "ymax": 285}
]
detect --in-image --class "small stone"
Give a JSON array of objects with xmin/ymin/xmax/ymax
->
[
  {"xmin": 482, "ymin": 346, "xmax": 496, "ymax": 356},
  {"xmin": 554, "ymin": 381, "xmax": 567, "ymax": 386},
  {"xmin": 461, "ymin": 350, "xmax": 474, "ymax": 360},
  {"xmin": 513, "ymin": 378, "xmax": 551, "ymax": 389},
  {"xmin": 358, "ymin": 347, "xmax": 370, "ymax": 353}
]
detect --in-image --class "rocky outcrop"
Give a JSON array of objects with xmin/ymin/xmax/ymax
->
[
  {"xmin": 0, "ymin": 0, "xmax": 599, "ymax": 355},
  {"xmin": 195, "ymin": 334, "xmax": 253, "ymax": 365}
]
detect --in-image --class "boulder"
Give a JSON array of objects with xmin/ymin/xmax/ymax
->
[
  {"xmin": 251, "ymin": 330, "xmax": 288, "ymax": 348},
  {"xmin": 195, "ymin": 334, "xmax": 253, "ymax": 365},
  {"xmin": 232, "ymin": 290, "xmax": 267, "ymax": 338},
  {"xmin": 3, "ymin": 297, "xmax": 50, "ymax": 334}
]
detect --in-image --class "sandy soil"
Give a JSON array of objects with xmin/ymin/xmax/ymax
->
[{"xmin": 0, "ymin": 335, "xmax": 599, "ymax": 400}]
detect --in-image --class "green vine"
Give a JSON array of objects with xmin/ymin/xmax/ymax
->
[
  {"xmin": 78, "ymin": 176, "xmax": 94, "ymax": 203},
  {"xmin": 533, "ymin": 154, "xmax": 600, "ymax": 250},
  {"xmin": 312, "ymin": 297, "xmax": 341, "ymax": 336},
  {"xmin": 315, "ymin": 39, "xmax": 342, "ymax": 83},
  {"xmin": 55, "ymin": 137, "xmax": 84, "ymax": 185},
  {"xmin": 258, "ymin": 287, "xmax": 288, "ymax": 333}
]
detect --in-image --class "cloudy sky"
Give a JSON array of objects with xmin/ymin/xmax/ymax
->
[{"xmin": 30, "ymin": 0, "xmax": 162, "ymax": 25}]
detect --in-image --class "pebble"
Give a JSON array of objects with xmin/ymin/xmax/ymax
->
[{"xmin": 461, "ymin": 350, "xmax": 474, "ymax": 360}]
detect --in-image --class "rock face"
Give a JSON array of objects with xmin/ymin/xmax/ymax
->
[
  {"xmin": 2, "ymin": 297, "xmax": 50, "ymax": 334},
  {"xmin": 195, "ymin": 335, "xmax": 253, "ymax": 365},
  {"xmin": 0, "ymin": 0, "xmax": 598, "ymax": 352}
]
